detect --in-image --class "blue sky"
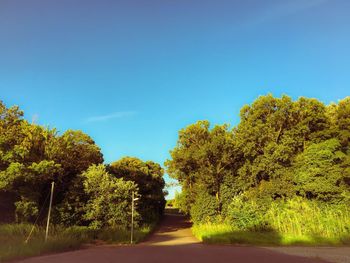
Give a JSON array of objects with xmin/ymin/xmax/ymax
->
[{"xmin": 1, "ymin": 0, "xmax": 349, "ymax": 198}]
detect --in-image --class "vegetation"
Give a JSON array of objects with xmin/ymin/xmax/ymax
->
[
  {"xmin": 1, "ymin": 93, "xmax": 349, "ymax": 257},
  {"xmin": 193, "ymin": 197, "xmax": 350, "ymax": 245},
  {"xmin": 167, "ymin": 94, "xmax": 350, "ymax": 245},
  {"xmin": 109, "ymin": 157, "xmax": 166, "ymax": 224},
  {"xmin": 0, "ymin": 223, "xmax": 153, "ymax": 262},
  {"xmin": 0, "ymin": 100, "xmax": 165, "ymax": 260}
]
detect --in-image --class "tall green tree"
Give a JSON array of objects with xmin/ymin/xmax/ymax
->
[
  {"xmin": 110, "ymin": 157, "xmax": 165, "ymax": 223},
  {"xmin": 0, "ymin": 101, "xmax": 104, "ymax": 223},
  {"xmin": 168, "ymin": 95, "xmax": 349, "ymax": 224},
  {"xmin": 165, "ymin": 121, "xmax": 235, "ymax": 215},
  {"xmin": 293, "ymin": 138, "xmax": 349, "ymax": 201},
  {"xmin": 234, "ymin": 95, "xmax": 329, "ymax": 198},
  {"xmin": 82, "ymin": 164, "xmax": 137, "ymax": 228},
  {"xmin": 52, "ymin": 130, "xmax": 104, "ymax": 225}
]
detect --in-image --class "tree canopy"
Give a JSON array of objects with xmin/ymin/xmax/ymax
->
[
  {"xmin": 0, "ymin": 100, "xmax": 165, "ymax": 226},
  {"xmin": 110, "ymin": 157, "xmax": 166, "ymax": 223},
  {"xmin": 166, "ymin": 95, "xmax": 350, "ymax": 223}
]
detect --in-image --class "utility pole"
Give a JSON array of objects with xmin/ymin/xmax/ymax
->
[{"xmin": 45, "ymin": 181, "xmax": 54, "ymax": 242}]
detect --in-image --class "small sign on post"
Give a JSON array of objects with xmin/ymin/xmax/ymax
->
[{"xmin": 130, "ymin": 191, "xmax": 139, "ymax": 244}]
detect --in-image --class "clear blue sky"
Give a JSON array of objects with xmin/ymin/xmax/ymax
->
[{"xmin": 1, "ymin": 0, "xmax": 349, "ymax": 198}]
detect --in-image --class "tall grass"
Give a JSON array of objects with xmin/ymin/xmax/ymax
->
[
  {"xmin": 267, "ymin": 199, "xmax": 350, "ymax": 240},
  {"xmin": 192, "ymin": 223, "xmax": 283, "ymax": 245},
  {"xmin": 193, "ymin": 198, "xmax": 350, "ymax": 246},
  {"xmin": 0, "ymin": 224, "xmax": 153, "ymax": 262}
]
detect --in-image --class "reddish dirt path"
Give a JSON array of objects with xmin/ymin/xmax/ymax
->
[{"xmin": 17, "ymin": 214, "xmax": 329, "ymax": 263}]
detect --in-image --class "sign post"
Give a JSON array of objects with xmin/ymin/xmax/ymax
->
[{"xmin": 130, "ymin": 191, "xmax": 139, "ymax": 244}]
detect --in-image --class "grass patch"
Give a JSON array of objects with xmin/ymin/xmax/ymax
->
[
  {"xmin": 193, "ymin": 197, "xmax": 350, "ymax": 246},
  {"xmin": 0, "ymin": 224, "xmax": 154, "ymax": 262},
  {"xmin": 192, "ymin": 223, "xmax": 350, "ymax": 246},
  {"xmin": 96, "ymin": 225, "xmax": 153, "ymax": 244}
]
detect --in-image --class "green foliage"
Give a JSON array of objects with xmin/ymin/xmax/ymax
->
[
  {"xmin": 0, "ymin": 224, "xmax": 93, "ymax": 262},
  {"xmin": 190, "ymin": 192, "xmax": 219, "ymax": 224},
  {"xmin": 167, "ymin": 94, "xmax": 350, "ymax": 244},
  {"xmin": 334, "ymin": 97, "xmax": 350, "ymax": 149},
  {"xmin": 165, "ymin": 121, "xmax": 235, "ymax": 215},
  {"xmin": 192, "ymin": 224, "xmax": 283, "ymax": 245},
  {"xmin": 14, "ymin": 200, "xmax": 38, "ymax": 223},
  {"xmin": 110, "ymin": 157, "xmax": 166, "ymax": 223},
  {"xmin": 173, "ymin": 189, "xmax": 192, "ymax": 214},
  {"xmin": 293, "ymin": 138, "xmax": 348, "ymax": 201},
  {"xmin": 0, "ymin": 100, "xmax": 104, "ymax": 224},
  {"xmin": 82, "ymin": 164, "xmax": 138, "ymax": 228},
  {"xmin": 0, "ymin": 223, "xmax": 154, "ymax": 261},
  {"xmin": 226, "ymin": 195, "xmax": 268, "ymax": 231},
  {"xmin": 266, "ymin": 197, "xmax": 350, "ymax": 238},
  {"xmin": 194, "ymin": 197, "xmax": 350, "ymax": 245},
  {"xmin": 235, "ymin": 95, "xmax": 330, "ymax": 190},
  {"xmin": 56, "ymin": 175, "xmax": 88, "ymax": 226},
  {"xmin": 0, "ymin": 100, "xmax": 165, "ymax": 229}
]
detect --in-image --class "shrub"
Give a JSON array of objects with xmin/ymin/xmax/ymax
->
[
  {"xmin": 174, "ymin": 189, "xmax": 192, "ymax": 215},
  {"xmin": 190, "ymin": 192, "xmax": 219, "ymax": 224},
  {"xmin": 82, "ymin": 164, "xmax": 139, "ymax": 228},
  {"xmin": 226, "ymin": 195, "xmax": 269, "ymax": 231},
  {"xmin": 14, "ymin": 200, "xmax": 38, "ymax": 223}
]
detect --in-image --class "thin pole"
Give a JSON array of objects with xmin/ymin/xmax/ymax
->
[
  {"xmin": 131, "ymin": 191, "xmax": 134, "ymax": 244},
  {"xmin": 45, "ymin": 181, "xmax": 54, "ymax": 242}
]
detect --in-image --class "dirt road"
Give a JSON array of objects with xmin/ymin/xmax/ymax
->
[{"xmin": 16, "ymin": 214, "xmax": 340, "ymax": 263}]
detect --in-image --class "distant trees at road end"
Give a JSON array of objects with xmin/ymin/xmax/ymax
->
[
  {"xmin": 0, "ymin": 100, "xmax": 165, "ymax": 228},
  {"xmin": 166, "ymin": 94, "xmax": 350, "ymax": 243}
]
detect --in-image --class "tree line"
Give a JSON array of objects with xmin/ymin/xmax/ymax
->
[
  {"xmin": 0, "ymin": 101, "xmax": 165, "ymax": 228},
  {"xmin": 166, "ymin": 94, "xmax": 350, "ymax": 224}
]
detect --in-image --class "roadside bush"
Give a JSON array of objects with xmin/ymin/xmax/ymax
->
[
  {"xmin": 14, "ymin": 200, "xmax": 38, "ymax": 223},
  {"xmin": 226, "ymin": 195, "xmax": 269, "ymax": 231},
  {"xmin": 190, "ymin": 192, "xmax": 219, "ymax": 224},
  {"xmin": 174, "ymin": 189, "xmax": 192, "ymax": 215},
  {"xmin": 82, "ymin": 164, "xmax": 139, "ymax": 229}
]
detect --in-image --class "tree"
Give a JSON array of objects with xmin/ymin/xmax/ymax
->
[
  {"xmin": 0, "ymin": 102, "xmax": 63, "ymax": 222},
  {"xmin": 110, "ymin": 157, "xmax": 165, "ymax": 223},
  {"xmin": 165, "ymin": 121, "xmax": 235, "ymax": 215},
  {"xmin": 234, "ymin": 95, "xmax": 329, "ymax": 199},
  {"xmin": 0, "ymin": 101, "xmax": 25, "ymax": 171},
  {"xmin": 82, "ymin": 164, "xmax": 138, "ymax": 228},
  {"xmin": 168, "ymin": 94, "xmax": 349, "ymax": 223},
  {"xmin": 293, "ymin": 138, "xmax": 349, "ymax": 201},
  {"xmin": 51, "ymin": 130, "xmax": 104, "ymax": 225},
  {"xmin": 0, "ymin": 100, "xmax": 104, "ymax": 223},
  {"xmin": 333, "ymin": 97, "xmax": 350, "ymax": 151}
]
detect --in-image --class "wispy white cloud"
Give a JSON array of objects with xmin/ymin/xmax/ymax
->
[{"xmin": 84, "ymin": 111, "xmax": 137, "ymax": 123}]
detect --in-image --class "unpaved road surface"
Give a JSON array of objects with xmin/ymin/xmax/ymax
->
[{"xmin": 17, "ymin": 213, "xmax": 348, "ymax": 263}]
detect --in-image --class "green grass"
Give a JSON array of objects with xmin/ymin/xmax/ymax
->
[
  {"xmin": 96, "ymin": 225, "xmax": 153, "ymax": 244},
  {"xmin": 266, "ymin": 200, "xmax": 350, "ymax": 240},
  {"xmin": 192, "ymin": 223, "xmax": 350, "ymax": 246},
  {"xmin": 192, "ymin": 199, "xmax": 350, "ymax": 246},
  {"xmin": 0, "ymin": 224, "xmax": 153, "ymax": 262}
]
